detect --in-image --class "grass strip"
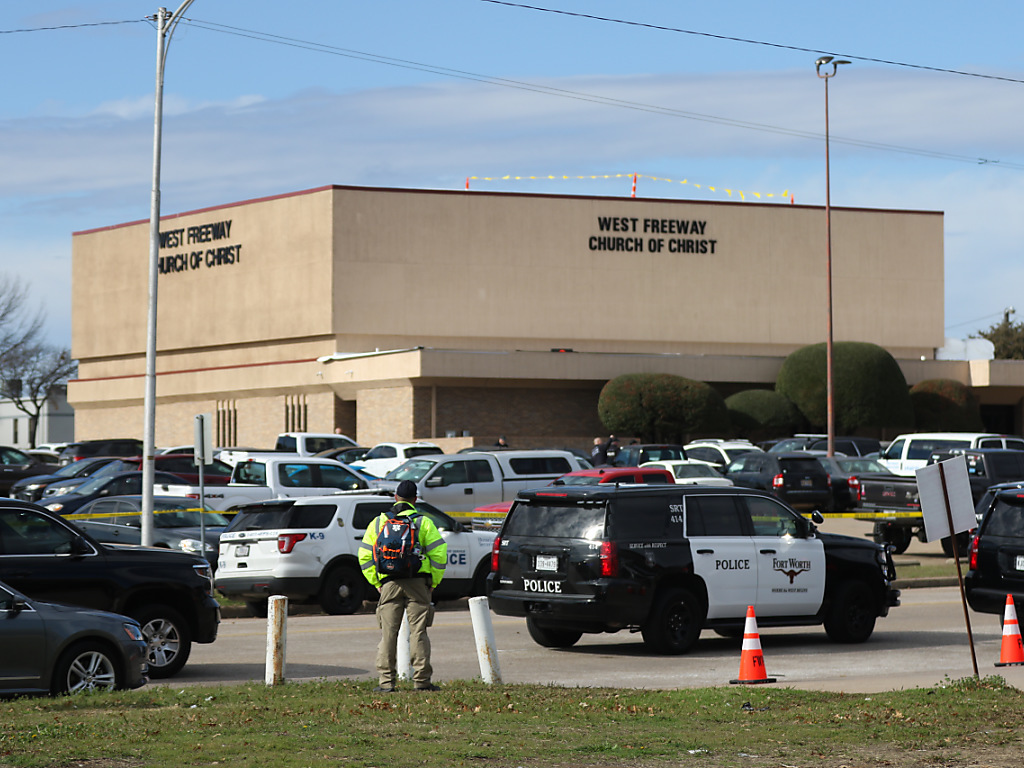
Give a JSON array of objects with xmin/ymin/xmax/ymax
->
[{"xmin": 1, "ymin": 675, "xmax": 1022, "ymax": 768}]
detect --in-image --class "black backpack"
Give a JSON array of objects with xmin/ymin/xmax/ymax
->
[{"xmin": 372, "ymin": 505, "xmax": 422, "ymax": 579}]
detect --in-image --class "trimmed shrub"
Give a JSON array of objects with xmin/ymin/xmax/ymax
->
[
  {"xmin": 910, "ymin": 378, "xmax": 983, "ymax": 431},
  {"xmin": 775, "ymin": 341, "xmax": 914, "ymax": 434},
  {"xmin": 598, "ymin": 373, "xmax": 729, "ymax": 443},
  {"xmin": 725, "ymin": 389, "xmax": 805, "ymax": 442}
]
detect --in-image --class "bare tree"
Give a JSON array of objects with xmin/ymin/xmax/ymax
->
[
  {"xmin": 0, "ymin": 275, "xmax": 43, "ymax": 356},
  {"xmin": 0, "ymin": 345, "xmax": 76, "ymax": 449}
]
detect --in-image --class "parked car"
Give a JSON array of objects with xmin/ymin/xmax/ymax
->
[
  {"xmin": 640, "ymin": 460, "xmax": 734, "ymax": 486},
  {"xmin": 58, "ymin": 439, "xmax": 145, "ymax": 467},
  {"xmin": 66, "ymin": 495, "xmax": 230, "ymax": 567},
  {"xmin": 0, "ymin": 501, "xmax": 220, "ymax": 678},
  {"xmin": 683, "ymin": 440, "xmax": 762, "ymax": 470},
  {"xmin": 10, "ymin": 457, "xmax": 121, "ymax": 502},
  {"xmin": 275, "ymin": 432, "xmax": 358, "ymax": 456},
  {"xmin": 0, "ymin": 579, "xmax": 148, "ymax": 695},
  {"xmin": 929, "ymin": 448, "xmax": 1024, "ymax": 505},
  {"xmin": 966, "ymin": 487, "xmax": 1024, "ymax": 621},
  {"xmin": 42, "ymin": 471, "xmax": 186, "ymax": 516},
  {"xmin": 725, "ymin": 451, "xmax": 832, "ymax": 511},
  {"xmin": 87, "ymin": 454, "xmax": 234, "ymax": 486},
  {"xmin": 349, "ymin": 442, "xmax": 443, "ymax": 478},
  {"xmin": 0, "ymin": 446, "xmax": 59, "ymax": 495},
  {"xmin": 611, "ymin": 444, "xmax": 687, "ymax": 468},
  {"xmin": 806, "ymin": 436, "xmax": 881, "ymax": 457},
  {"xmin": 814, "ymin": 456, "xmax": 897, "ymax": 513}
]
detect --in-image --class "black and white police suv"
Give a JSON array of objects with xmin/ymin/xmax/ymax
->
[{"xmin": 487, "ymin": 485, "xmax": 900, "ymax": 653}]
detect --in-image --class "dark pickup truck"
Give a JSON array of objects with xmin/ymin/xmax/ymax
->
[
  {"xmin": 857, "ymin": 448, "xmax": 1024, "ymax": 555},
  {"xmin": 0, "ymin": 500, "xmax": 220, "ymax": 678}
]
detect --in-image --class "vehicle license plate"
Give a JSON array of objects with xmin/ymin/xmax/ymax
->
[
  {"xmin": 235, "ymin": 544, "xmax": 249, "ymax": 557},
  {"xmin": 1016, "ymin": 555, "xmax": 1024, "ymax": 571},
  {"xmin": 535, "ymin": 555, "xmax": 558, "ymax": 571},
  {"xmin": 800, "ymin": 478, "xmax": 813, "ymax": 488}
]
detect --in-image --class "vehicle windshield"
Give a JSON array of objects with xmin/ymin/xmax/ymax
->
[
  {"xmin": 835, "ymin": 458, "xmax": 890, "ymax": 474},
  {"xmin": 558, "ymin": 475, "xmax": 603, "ymax": 486},
  {"xmin": 73, "ymin": 474, "xmax": 117, "ymax": 496},
  {"xmin": 673, "ymin": 464, "xmax": 718, "ymax": 479},
  {"xmin": 385, "ymin": 459, "xmax": 438, "ymax": 482},
  {"xmin": 725, "ymin": 448, "xmax": 758, "ymax": 461}
]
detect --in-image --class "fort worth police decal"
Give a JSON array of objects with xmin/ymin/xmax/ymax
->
[{"xmin": 771, "ymin": 556, "xmax": 813, "ymax": 592}]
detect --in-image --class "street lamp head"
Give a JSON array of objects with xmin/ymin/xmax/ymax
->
[{"xmin": 816, "ymin": 56, "xmax": 851, "ymax": 78}]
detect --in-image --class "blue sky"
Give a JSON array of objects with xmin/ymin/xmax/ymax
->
[{"xmin": 3, "ymin": 1, "xmax": 1024, "ymax": 348}]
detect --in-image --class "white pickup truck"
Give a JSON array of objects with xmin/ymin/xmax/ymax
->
[
  {"xmin": 376, "ymin": 449, "xmax": 589, "ymax": 514},
  {"xmin": 164, "ymin": 455, "xmax": 376, "ymax": 512}
]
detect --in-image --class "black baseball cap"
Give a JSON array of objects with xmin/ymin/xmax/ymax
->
[{"xmin": 396, "ymin": 480, "xmax": 418, "ymax": 500}]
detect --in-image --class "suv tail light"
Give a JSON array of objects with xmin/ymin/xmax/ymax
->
[
  {"xmin": 968, "ymin": 533, "xmax": 979, "ymax": 571},
  {"xmin": 491, "ymin": 535, "xmax": 501, "ymax": 572},
  {"xmin": 847, "ymin": 475, "xmax": 861, "ymax": 501},
  {"xmin": 277, "ymin": 533, "xmax": 307, "ymax": 554},
  {"xmin": 599, "ymin": 540, "xmax": 619, "ymax": 577},
  {"xmin": 772, "ymin": 473, "xmax": 785, "ymax": 490}
]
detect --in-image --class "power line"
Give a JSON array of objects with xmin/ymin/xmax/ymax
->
[
  {"xmin": 480, "ymin": 1, "xmax": 1024, "ymax": 86},
  {"xmin": 181, "ymin": 17, "xmax": 1024, "ymax": 171},
  {"xmin": 0, "ymin": 19, "xmax": 144, "ymax": 35}
]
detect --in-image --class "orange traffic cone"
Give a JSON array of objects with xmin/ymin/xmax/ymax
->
[
  {"xmin": 995, "ymin": 595, "xmax": 1024, "ymax": 667},
  {"xmin": 730, "ymin": 606, "xmax": 776, "ymax": 684}
]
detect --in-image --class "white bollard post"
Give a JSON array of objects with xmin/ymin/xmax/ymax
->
[
  {"xmin": 469, "ymin": 596, "xmax": 502, "ymax": 684},
  {"xmin": 396, "ymin": 610, "xmax": 413, "ymax": 680},
  {"xmin": 265, "ymin": 595, "xmax": 287, "ymax": 686}
]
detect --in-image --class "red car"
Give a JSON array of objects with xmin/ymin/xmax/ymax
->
[{"xmin": 91, "ymin": 454, "xmax": 234, "ymax": 486}]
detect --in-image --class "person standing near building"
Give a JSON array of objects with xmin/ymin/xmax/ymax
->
[{"xmin": 358, "ymin": 480, "xmax": 447, "ymax": 692}]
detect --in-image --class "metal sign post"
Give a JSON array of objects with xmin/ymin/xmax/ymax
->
[
  {"xmin": 916, "ymin": 455, "xmax": 979, "ymax": 677},
  {"xmin": 194, "ymin": 413, "xmax": 213, "ymax": 556}
]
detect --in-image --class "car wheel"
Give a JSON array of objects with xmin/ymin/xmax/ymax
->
[
  {"xmin": 525, "ymin": 616, "xmax": 582, "ymax": 648},
  {"xmin": 319, "ymin": 564, "xmax": 366, "ymax": 615},
  {"xmin": 872, "ymin": 523, "xmax": 912, "ymax": 555},
  {"xmin": 132, "ymin": 605, "xmax": 192, "ymax": 678},
  {"xmin": 641, "ymin": 587, "xmax": 704, "ymax": 654},
  {"xmin": 246, "ymin": 600, "xmax": 269, "ymax": 618},
  {"xmin": 824, "ymin": 580, "xmax": 877, "ymax": 643},
  {"xmin": 51, "ymin": 641, "xmax": 121, "ymax": 695}
]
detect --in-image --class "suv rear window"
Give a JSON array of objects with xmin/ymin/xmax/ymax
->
[
  {"xmin": 224, "ymin": 502, "xmax": 338, "ymax": 531},
  {"xmin": 505, "ymin": 503, "xmax": 606, "ymax": 539},
  {"xmin": 508, "ymin": 457, "xmax": 573, "ymax": 475},
  {"xmin": 982, "ymin": 497, "xmax": 1024, "ymax": 538},
  {"xmin": 779, "ymin": 458, "xmax": 823, "ymax": 473}
]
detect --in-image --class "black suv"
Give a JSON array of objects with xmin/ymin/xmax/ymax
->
[
  {"xmin": 966, "ymin": 488, "xmax": 1024, "ymax": 619},
  {"xmin": 725, "ymin": 451, "xmax": 832, "ymax": 511},
  {"xmin": 487, "ymin": 485, "xmax": 899, "ymax": 654},
  {"xmin": 611, "ymin": 444, "xmax": 687, "ymax": 468},
  {"xmin": 0, "ymin": 500, "xmax": 220, "ymax": 677},
  {"xmin": 58, "ymin": 439, "xmax": 144, "ymax": 466}
]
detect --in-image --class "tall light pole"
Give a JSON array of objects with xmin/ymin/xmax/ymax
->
[
  {"xmin": 815, "ymin": 55, "xmax": 849, "ymax": 459},
  {"xmin": 142, "ymin": 2, "xmax": 196, "ymax": 546}
]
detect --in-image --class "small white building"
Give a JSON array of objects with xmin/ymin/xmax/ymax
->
[{"xmin": 0, "ymin": 386, "xmax": 74, "ymax": 449}]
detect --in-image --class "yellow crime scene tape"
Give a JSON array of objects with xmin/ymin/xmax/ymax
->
[{"xmin": 65, "ymin": 507, "xmax": 208, "ymax": 522}]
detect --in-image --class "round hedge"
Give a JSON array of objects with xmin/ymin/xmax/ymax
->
[
  {"xmin": 725, "ymin": 389, "xmax": 805, "ymax": 441},
  {"xmin": 775, "ymin": 341, "xmax": 913, "ymax": 433},
  {"xmin": 598, "ymin": 373, "xmax": 729, "ymax": 443},
  {"xmin": 909, "ymin": 378, "xmax": 983, "ymax": 431}
]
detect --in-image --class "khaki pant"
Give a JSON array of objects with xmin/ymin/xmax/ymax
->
[{"xmin": 375, "ymin": 577, "xmax": 434, "ymax": 688}]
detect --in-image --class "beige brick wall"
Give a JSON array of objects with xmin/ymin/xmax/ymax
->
[{"xmin": 357, "ymin": 387, "xmax": 414, "ymax": 445}]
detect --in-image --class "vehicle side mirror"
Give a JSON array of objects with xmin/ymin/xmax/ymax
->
[
  {"xmin": 425, "ymin": 477, "xmax": 443, "ymax": 488},
  {"xmin": 71, "ymin": 536, "xmax": 93, "ymax": 555},
  {"xmin": 809, "ymin": 510, "xmax": 825, "ymax": 525},
  {"xmin": 9, "ymin": 597, "xmax": 29, "ymax": 615}
]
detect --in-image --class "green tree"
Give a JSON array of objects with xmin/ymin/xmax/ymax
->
[
  {"xmin": 976, "ymin": 315, "xmax": 1024, "ymax": 359},
  {"xmin": 725, "ymin": 389, "xmax": 805, "ymax": 442},
  {"xmin": 775, "ymin": 341, "xmax": 914, "ymax": 434},
  {"xmin": 909, "ymin": 378, "xmax": 983, "ymax": 431},
  {"xmin": 598, "ymin": 373, "xmax": 729, "ymax": 443}
]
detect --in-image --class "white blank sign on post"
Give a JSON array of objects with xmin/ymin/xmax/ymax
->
[{"xmin": 915, "ymin": 454, "xmax": 975, "ymax": 542}]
